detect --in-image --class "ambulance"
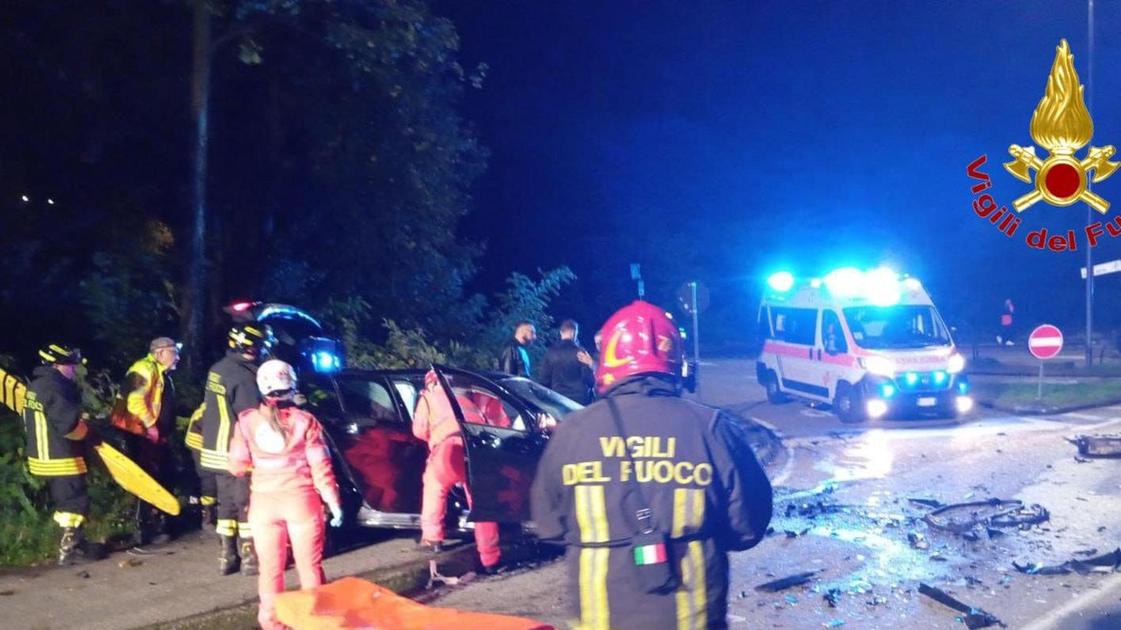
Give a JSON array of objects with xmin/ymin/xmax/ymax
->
[{"xmin": 754, "ymin": 267, "xmax": 972, "ymax": 422}]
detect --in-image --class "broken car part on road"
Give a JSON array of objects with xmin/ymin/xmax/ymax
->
[
  {"xmin": 922, "ymin": 499, "xmax": 1049, "ymax": 534},
  {"xmin": 1067, "ymin": 434, "xmax": 1121, "ymax": 457},
  {"xmin": 1013, "ymin": 547, "xmax": 1121, "ymax": 576},
  {"xmin": 918, "ymin": 583, "xmax": 1005, "ymax": 629},
  {"xmin": 754, "ymin": 570, "xmax": 821, "ymax": 593}
]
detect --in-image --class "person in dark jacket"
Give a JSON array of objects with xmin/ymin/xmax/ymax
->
[
  {"xmin": 531, "ymin": 301, "xmax": 773, "ymax": 630},
  {"xmin": 499, "ymin": 320, "xmax": 536, "ymax": 378},
  {"xmin": 539, "ymin": 319, "xmax": 596, "ymax": 404},
  {"xmin": 198, "ymin": 324, "xmax": 271, "ymax": 575},
  {"xmin": 23, "ymin": 344, "xmax": 99, "ymax": 565}
]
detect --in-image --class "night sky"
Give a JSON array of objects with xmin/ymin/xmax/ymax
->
[{"xmin": 441, "ymin": 1, "xmax": 1121, "ymax": 345}]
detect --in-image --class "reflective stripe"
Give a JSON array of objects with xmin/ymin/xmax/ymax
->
[
  {"xmin": 238, "ymin": 522, "xmax": 253, "ymax": 539},
  {"xmin": 36, "ymin": 410, "xmax": 48, "ymax": 460},
  {"xmin": 673, "ymin": 489, "xmax": 707, "ymax": 630},
  {"xmin": 53, "ymin": 511, "xmax": 85, "ymax": 528},
  {"xmin": 216, "ymin": 519, "xmax": 238, "ymax": 536},
  {"xmin": 216, "ymin": 394, "xmax": 231, "ymax": 455},
  {"xmin": 574, "ymin": 485, "xmax": 610, "ymax": 629},
  {"xmin": 185, "ymin": 431, "xmax": 203, "ymax": 450},
  {"xmin": 29, "ymin": 457, "xmax": 87, "ymax": 476},
  {"xmin": 200, "ymin": 495, "xmax": 216, "ymax": 506},
  {"xmin": 199, "ymin": 449, "xmax": 230, "ymax": 471}
]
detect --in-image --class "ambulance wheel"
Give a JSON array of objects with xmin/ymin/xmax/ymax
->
[
  {"xmin": 764, "ymin": 372, "xmax": 788, "ymax": 404},
  {"xmin": 834, "ymin": 382, "xmax": 865, "ymax": 423}
]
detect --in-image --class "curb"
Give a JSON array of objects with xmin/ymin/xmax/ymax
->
[
  {"xmin": 980, "ymin": 398, "xmax": 1121, "ymax": 416},
  {"xmin": 144, "ymin": 539, "xmax": 540, "ymax": 630}
]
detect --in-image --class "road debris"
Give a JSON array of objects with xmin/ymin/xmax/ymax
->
[
  {"xmin": 918, "ymin": 583, "xmax": 1005, "ymax": 629},
  {"xmin": 924, "ymin": 499, "xmax": 1048, "ymax": 534},
  {"xmin": 909, "ymin": 497, "xmax": 945, "ymax": 509},
  {"xmin": 1013, "ymin": 548, "xmax": 1121, "ymax": 576},
  {"xmin": 1067, "ymin": 434, "xmax": 1121, "ymax": 457},
  {"xmin": 754, "ymin": 570, "xmax": 820, "ymax": 593},
  {"xmin": 823, "ymin": 620, "xmax": 845, "ymax": 628},
  {"xmin": 823, "ymin": 588, "xmax": 842, "ymax": 607},
  {"xmin": 118, "ymin": 558, "xmax": 143, "ymax": 568},
  {"xmin": 907, "ymin": 532, "xmax": 930, "ymax": 550}
]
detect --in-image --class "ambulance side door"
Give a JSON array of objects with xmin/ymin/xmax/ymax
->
[
  {"xmin": 432, "ymin": 365, "xmax": 548, "ymax": 523},
  {"xmin": 771, "ymin": 306, "xmax": 827, "ymax": 399}
]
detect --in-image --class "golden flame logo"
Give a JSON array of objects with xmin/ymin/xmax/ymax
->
[{"xmin": 1005, "ymin": 39, "xmax": 1118, "ymax": 213}]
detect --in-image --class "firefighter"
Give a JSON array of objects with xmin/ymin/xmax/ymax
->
[
  {"xmin": 198, "ymin": 324, "xmax": 271, "ymax": 575},
  {"xmin": 530, "ymin": 301, "xmax": 773, "ymax": 630},
  {"xmin": 110, "ymin": 337, "xmax": 180, "ymax": 546},
  {"xmin": 23, "ymin": 344, "xmax": 99, "ymax": 565},
  {"xmin": 228, "ymin": 359, "xmax": 342, "ymax": 630},
  {"xmin": 413, "ymin": 369, "xmax": 501, "ymax": 571}
]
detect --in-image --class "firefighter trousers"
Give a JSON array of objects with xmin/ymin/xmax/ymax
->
[
  {"xmin": 47, "ymin": 474, "xmax": 89, "ymax": 528},
  {"xmin": 250, "ymin": 489, "xmax": 326, "ymax": 630},
  {"xmin": 420, "ymin": 437, "xmax": 500, "ymax": 568},
  {"xmin": 215, "ymin": 473, "xmax": 251, "ymax": 539}
]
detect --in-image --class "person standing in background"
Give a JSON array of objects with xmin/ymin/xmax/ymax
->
[
  {"xmin": 499, "ymin": 321, "xmax": 536, "ymax": 378},
  {"xmin": 539, "ymin": 319, "xmax": 596, "ymax": 404}
]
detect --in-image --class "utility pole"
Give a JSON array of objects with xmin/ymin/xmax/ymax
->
[
  {"xmin": 1085, "ymin": 0, "xmax": 1095, "ymax": 367},
  {"xmin": 184, "ymin": 0, "xmax": 212, "ymax": 374},
  {"xmin": 690, "ymin": 281, "xmax": 701, "ymax": 402}
]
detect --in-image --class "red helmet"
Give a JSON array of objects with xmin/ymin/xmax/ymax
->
[{"xmin": 596, "ymin": 300, "xmax": 684, "ymax": 394}]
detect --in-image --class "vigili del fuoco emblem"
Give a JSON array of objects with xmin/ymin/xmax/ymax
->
[{"xmin": 1004, "ymin": 39, "xmax": 1118, "ymax": 214}]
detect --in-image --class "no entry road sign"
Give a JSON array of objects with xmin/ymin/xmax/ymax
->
[{"xmin": 1028, "ymin": 324, "xmax": 1064, "ymax": 360}]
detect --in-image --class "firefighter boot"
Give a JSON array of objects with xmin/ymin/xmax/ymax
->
[
  {"xmin": 219, "ymin": 535, "xmax": 240, "ymax": 575},
  {"xmin": 239, "ymin": 538, "xmax": 259, "ymax": 576},
  {"xmin": 58, "ymin": 527, "xmax": 95, "ymax": 566}
]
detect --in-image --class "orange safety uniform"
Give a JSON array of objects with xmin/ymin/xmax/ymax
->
[
  {"xmin": 413, "ymin": 384, "xmax": 500, "ymax": 568},
  {"xmin": 230, "ymin": 403, "xmax": 340, "ymax": 630}
]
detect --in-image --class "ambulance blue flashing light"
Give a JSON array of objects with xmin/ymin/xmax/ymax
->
[
  {"xmin": 767, "ymin": 271, "xmax": 795, "ymax": 292},
  {"xmin": 823, "ymin": 267, "xmax": 863, "ymax": 297},
  {"xmin": 312, "ymin": 351, "xmax": 341, "ymax": 373}
]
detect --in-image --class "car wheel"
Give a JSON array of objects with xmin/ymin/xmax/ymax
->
[
  {"xmin": 764, "ymin": 372, "xmax": 788, "ymax": 404},
  {"xmin": 834, "ymin": 382, "xmax": 865, "ymax": 423}
]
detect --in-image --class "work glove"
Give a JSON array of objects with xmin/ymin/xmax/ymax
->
[{"xmin": 327, "ymin": 503, "xmax": 344, "ymax": 528}]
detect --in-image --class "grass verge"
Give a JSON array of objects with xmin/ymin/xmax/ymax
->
[{"xmin": 972, "ymin": 378, "xmax": 1121, "ymax": 410}]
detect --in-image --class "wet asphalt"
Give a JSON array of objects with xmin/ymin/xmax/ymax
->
[{"xmin": 430, "ymin": 358, "xmax": 1121, "ymax": 629}]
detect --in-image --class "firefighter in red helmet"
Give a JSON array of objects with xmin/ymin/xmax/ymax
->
[{"xmin": 531, "ymin": 301, "xmax": 773, "ymax": 630}]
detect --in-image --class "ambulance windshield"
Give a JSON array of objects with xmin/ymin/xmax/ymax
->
[{"xmin": 842, "ymin": 305, "xmax": 951, "ymax": 350}]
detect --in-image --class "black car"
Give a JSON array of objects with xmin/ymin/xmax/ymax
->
[{"xmin": 229, "ymin": 302, "xmax": 582, "ymax": 531}]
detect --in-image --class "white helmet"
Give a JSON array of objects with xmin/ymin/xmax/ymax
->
[{"xmin": 257, "ymin": 359, "xmax": 297, "ymax": 398}]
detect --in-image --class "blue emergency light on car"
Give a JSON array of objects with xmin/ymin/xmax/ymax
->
[
  {"xmin": 767, "ymin": 271, "xmax": 795, "ymax": 292},
  {"xmin": 301, "ymin": 336, "xmax": 345, "ymax": 374}
]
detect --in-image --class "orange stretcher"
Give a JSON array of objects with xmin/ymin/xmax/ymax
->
[
  {"xmin": 0, "ymin": 366, "xmax": 180, "ymax": 515},
  {"xmin": 275, "ymin": 576, "xmax": 556, "ymax": 630}
]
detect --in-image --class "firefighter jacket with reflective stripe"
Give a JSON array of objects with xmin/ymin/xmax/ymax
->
[
  {"xmin": 198, "ymin": 354, "xmax": 259, "ymax": 471},
  {"xmin": 185, "ymin": 403, "xmax": 205, "ymax": 451},
  {"xmin": 23, "ymin": 366, "xmax": 88, "ymax": 476},
  {"xmin": 110, "ymin": 355, "xmax": 173, "ymax": 438},
  {"xmin": 530, "ymin": 376, "xmax": 774, "ymax": 630}
]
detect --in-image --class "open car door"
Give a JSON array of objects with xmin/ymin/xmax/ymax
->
[{"xmin": 432, "ymin": 365, "xmax": 548, "ymax": 523}]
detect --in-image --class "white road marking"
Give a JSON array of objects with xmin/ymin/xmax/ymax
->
[
  {"xmin": 1064, "ymin": 412, "xmax": 1105, "ymax": 421},
  {"xmin": 1020, "ymin": 572, "xmax": 1121, "ymax": 630}
]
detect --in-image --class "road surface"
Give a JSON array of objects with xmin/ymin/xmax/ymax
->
[{"xmin": 430, "ymin": 358, "xmax": 1121, "ymax": 629}]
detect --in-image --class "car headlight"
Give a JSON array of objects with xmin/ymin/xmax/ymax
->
[
  {"xmin": 860, "ymin": 356, "xmax": 896, "ymax": 377},
  {"xmin": 947, "ymin": 353, "xmax": 966, "ymax": 374}
]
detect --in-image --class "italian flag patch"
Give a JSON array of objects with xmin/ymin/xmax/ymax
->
[{"xmin": 633, "ymin": 543, "xmax": 667, "ymax": 565}]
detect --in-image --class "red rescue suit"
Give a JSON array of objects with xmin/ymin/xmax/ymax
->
[{"xmin": 412, "ymin": 382, "xmax": 500, "ymax": 568}]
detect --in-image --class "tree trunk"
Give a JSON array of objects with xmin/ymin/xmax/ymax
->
[{"xmin": 183, "ymin": 0, "xmax": 211, "ymax": 373}]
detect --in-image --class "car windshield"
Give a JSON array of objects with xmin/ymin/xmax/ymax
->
[
  {"xmin": 499, "ymin": 377, "xmax": 583, "ymax": 419},
  {"xmin": 843, "ymin": 305, "xmax": 951, "ymax": 349}
]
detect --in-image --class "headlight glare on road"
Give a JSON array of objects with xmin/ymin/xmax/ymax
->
[
  {"xmin": 947, "ymin": 353, "xmax": 966, "ymax": 374},
  {"xmin": 955, "ymin": 396, "xmax": 974, "ymax": 414},
  {"xmin": 866, "ymin": 398, "xmax": 889, "ymax": 419},
  {"xmin": 861, "ymin": 356, "xmax": 896, "ymax": 377}
]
